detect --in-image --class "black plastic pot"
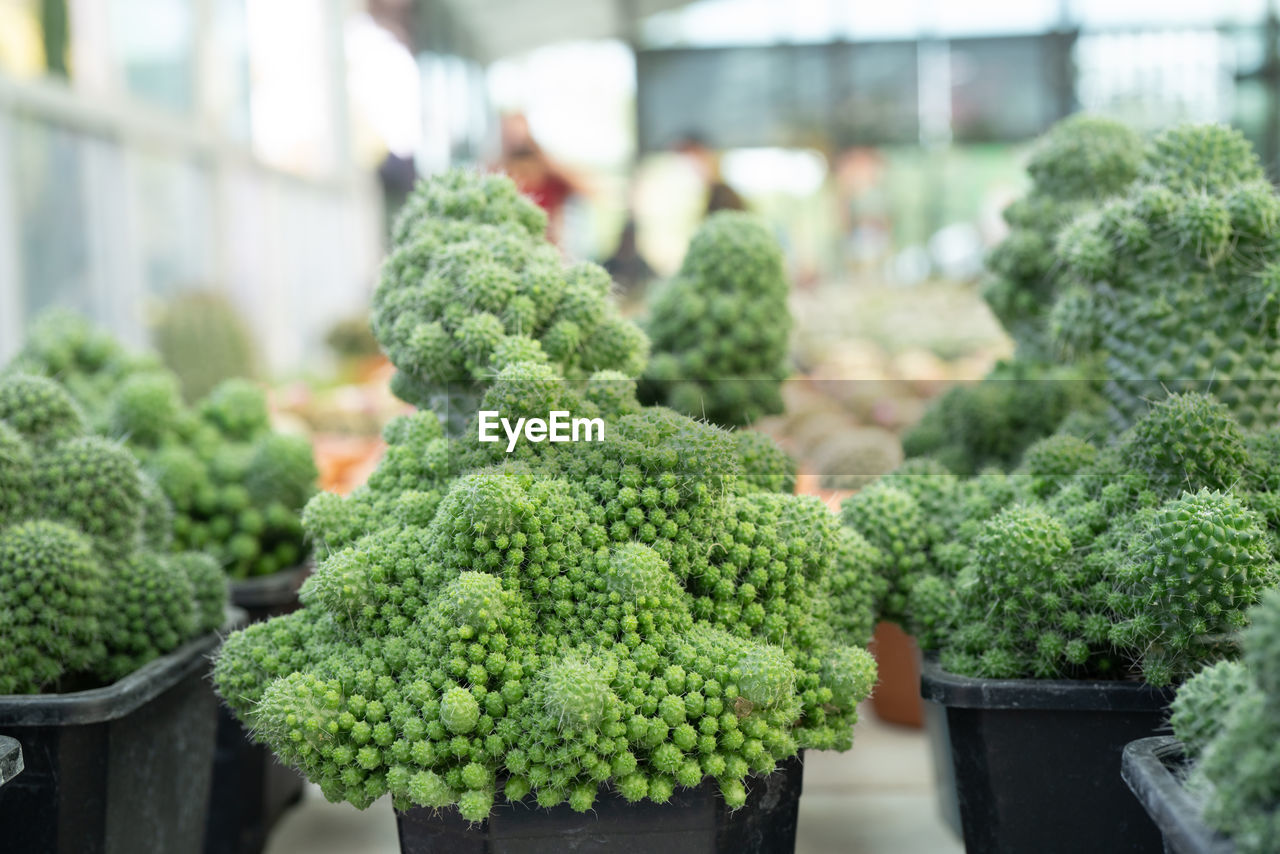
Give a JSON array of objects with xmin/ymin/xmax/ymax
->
[
  {"xmin": 920, "ymin": 683, "xmax": 961, "ymax": 837},
  {"xmin": 0, "ymin": 629, "xmax": 223, "ymax": 854},
  {"xmin": 396, "ymin": 751, "xmax": 804, "ymax": 854},
  {"xmin": 0, "ymin": 736, "xmax": 22, "ymax": 788},
  {"xmin": 921, "ymin": 657, "xmax": 1175, "ymax": 854},
  {"xmin": 1121, "ymin": 736, "xmax": 1235, "ymax": 854},
  {"xmin": 204, "ymin": 564, "xmax": 310, "ymax": 854}
]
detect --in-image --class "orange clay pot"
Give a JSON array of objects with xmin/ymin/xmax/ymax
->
[{"xmin": 869, "ymin": 620, "xmax": 924, "ymax": 728}]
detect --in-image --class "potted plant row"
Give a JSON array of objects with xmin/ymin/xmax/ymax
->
[
  {"xmin": 212, "ymin": 170, "xmax": 882, "ymax": 854},
  {"xmin": 840, "ymin": 121, "xmax": 1280, "ymax": 853},
  {"xmin": 12, "ymin": 312, "xmax": 321, "ymax": 854},
  {"xmin": 0, "ymin": 373, "xmax": 231, "ymax": 853}
]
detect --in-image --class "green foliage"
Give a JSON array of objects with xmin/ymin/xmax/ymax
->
[
  {"xmin": 1052, "ymin": 124, "xmax": 1280, "ymax": 431},
  {"xmin": 840, "ymin": 483, "xmax": 928, "ymax": 625},
  {"xmin": 9, "ymin": 316, "xmax": 315, "ymax": 578},
  {"xmin": 734, "ymin": 430, "xmax": 797, "ymax": 494},
  {"xmin": 1110, "ymin": 489, "xmax": 1273, "ymax": 686},
  {"xmin": 10, "ymin": 309, "xmax": 162, "ymax": 429},
  {"xmin": 828, "ymin": 529, "xmax": 886, "ymax": 647},
  {"xmin": 1170, "ymin": 659, "xmax": 1249, "ymax": 761},
  {"xmin": 1171, "ymin": 591, "xmax": 1280, "ymax": 853},
  {"xmin": 0, "ymin": 378, "xmax": 222, "ymax": 693},
  {"xmin": 215, "ymin": 172, "xmax": 879, "ymax": 820},
  {"xmin": 641, "ymin": 212, "xmax": 791, "ymax": 427},
  {"xmin": 0, "ymin": 373, "xmax": 88, "ymax": 448},
  {"xmin": 32, "ymin": 436, "xmax": 145, "ymax": 559},
  {"xmin": 0, "ymin": 520, "xmax": 107, "ymax": 692},
  {"xmin": 201, "ymin": 378, "xmax": 270, "ymax": 442},
  {"xmin": 1117, "ymin": 393, "xmax": 1248, "ymax": 498},
  {"xmin": 984, "ymin": 115, "xmax": 1142, "ymax": 358},
  {"xmin": 172, "ymin": 551, "xmax": 229, "ymax": 634},
  {"xmin": 850, "ymin": 393, "xmax": 1280, "ymax": 684},
  {"xmin": 374, "ymin": 170, "xmax": 646, "ymax": 424},
  {"xmin": 900, "ymin": 360, "xmax": 1099, "ymax": 476},
  {"xmin": 1017, "ymin": 434, "xmax": 1098, "ymax": 498}
]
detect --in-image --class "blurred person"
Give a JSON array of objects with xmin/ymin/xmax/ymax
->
[
  {"xmin": 497, "ymin": 113, "xmax": 586, "ymax": 245},
  {"xmin": 674, "ymin": 133, "xmax": 747, "ymax": 216},
  {"xmin": 834, "ymin": 147, "xmax": 892, "ymax": 275},
  {"xmin": 602, "ymin": 215, "xmax": 655, "ymax": 301}
]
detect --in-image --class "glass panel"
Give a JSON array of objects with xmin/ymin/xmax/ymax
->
[
  {"xmin": 128, "ymin": 150, "xmax": 216, "ymax": 297},
  {"xmin": 13, "ymin": 116, "xmax": 94, "ymax": 323},
  {"xmin": 107, "ymin": 0, "xmax": 194, "ymax": 112},
  {"xmin": 245, "ymin": 0, "xmax": 338, "ymax": 176}
]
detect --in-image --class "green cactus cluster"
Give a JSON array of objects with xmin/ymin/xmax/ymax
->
[
  {"xmin": 900, "ymin": 359, "xmax": 1100, "ymax": 476},
  {"xmin": 1051, "ymin": 123, "xmax": 1280, "ymax": 432},
  {"xmin": 11, "ymin": 316, "xmax": 316, "ymax": 579},
  {"xmin": 214, "ymin": 168, "xmax": 878, "ymax": 822},
  {"xmin": 984, "ymin": 114, "xmax": 1143, "ymax": 359},
  {"xmin": 847, "ymin": 392, "xmax": 1280, "ymax": 685},
  {"xmin": 1171, "ymin": 590, "xmax": 1280, "ymax": 853},
  {"xmin": 373, "ymin": 170, "xmax": 647, "ymax": 432},
  {"xmin": 640, "ymin": 212, "xmax": 792, "ymax": 428},
  {"xmin": 902, "ymin": 114, "xmax": 1143, "ymax": 475},
  {"xmin": 0, "ymin": 374, "xmax": 226, "ymax": 694}
]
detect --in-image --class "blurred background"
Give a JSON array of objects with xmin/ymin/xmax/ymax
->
[
  {"xmin": 6, "ymin": 0, "xmax": 1280, "ymax": 492},
  {"xmin": 6, "ymin": 0, "xmax": 1280, "ymax": 367}
]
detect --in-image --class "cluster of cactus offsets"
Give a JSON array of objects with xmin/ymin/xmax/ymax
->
[
  {"xmin": 11, "ymin": 313, "xmax": 317, "ymax": 579},
  {"xmin": 900, "ymin": 359, "xmax": 1100, "ymax": 476},
  {"xmin": 214, "ymin": 168, "xmax": 879, "ymax": 822},
  {"xmin": 846, "ymin": 392, "xmax": 1280, "ymax": 684},
  {"xmin": 372, "ymin": 170, "xmax": 648, "ymax": 433},
  {"xmin": 1171, "ymin": 590, "xmax": 1280, "ymax": 852},
  {"xmin": 0, "ymin": 374, "xmax": 226, "ymax": 693},
  {"xmin": 984, "ymin": 115, "xmax": 1143, "ymax": 359},
  {"xmin": 641, "ymin": 212, "xmax": 792, "ymax": 428},
  {"xmin": 1052, "ymin": 123, "xmax": 1280, "ymax": 431}
]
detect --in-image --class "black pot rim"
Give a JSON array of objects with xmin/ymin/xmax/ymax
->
[
  {"xmin": 0, "ymin": 608, "xmax": 245, "ymax": 727},
  {"xmin": 230, "ymin": 563, "xmax": 312, "ymax": 609},
  {"xmin": 920, "ymin": 656, "xmax": 1174, "ymax": 712},
  {"xmin": 1121, "ymin": 736, "xmax": 1235, "ymax": 854}
]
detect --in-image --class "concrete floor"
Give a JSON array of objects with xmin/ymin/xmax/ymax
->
[{"xmin": 265, "ymin": 704, "xmax": 962, "ymax": 854}]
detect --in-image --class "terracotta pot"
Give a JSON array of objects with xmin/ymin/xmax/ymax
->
[{"xmin": 869, "ymin": 621, "xmax": 924, "ymax": 728}]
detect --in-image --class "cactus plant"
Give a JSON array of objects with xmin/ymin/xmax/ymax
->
[
  {"xmin": 213, "ymin": 168, "xmax": 880, "ymax": 822},
  {"xmin": 1171, "ymin": 591, "xmax": 1280, "ymax": 853},
  {"xmin": 641, "ymin": 212, "xmax": 791, "ymax": 428},
  {"xmin": 850, "ymin": 393, "xmax": 1280, "ymax": 685},
  {"xmin": 1052, "ymin": 123, "xmax": 1280, "ymax": 431},
  {"xmin": 985, "ymin": 114, "xmax": 1142, "ymax": 359},
  {"xmin": 10, "ymin": 320, "xmax": 317, "ymax": 579},
  {"xmin": 0, "ymin": 375, "xmax": 225, "ymax": 693}
]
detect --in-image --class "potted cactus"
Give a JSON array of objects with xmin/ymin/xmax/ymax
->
[
  {"xmin": 1123, "ymin": 589, "xmax": 1280, "ymax": 854},
  {"xmin": 10, "ymin": 313, "xmax": 318, "ymax": 852},
  {"xmin": 842, "ymin": 391, "xmax": 1280, "ymax": 854},
  {"xmin": 640, "ymin": 211, "xmax": 792, "ymax": 429},
  {"xmin": 0, "ymin": 373, "xmax": 230, "ymax": 854},
  {"xmin": 214, "ymin": 170, "xmax": 881, "ymax": 854},
  {"xmin": 839, "ymin": 120, "xmax": 1280, "ymax": 852},
  {"xmin": 874, "ymin": 115, "xmax": 1139, "ymax": 739}
]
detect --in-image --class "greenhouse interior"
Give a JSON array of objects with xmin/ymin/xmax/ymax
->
[{"xmin": 5, "ymin": 1, "xmax": 1280, "ymax": 852}]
